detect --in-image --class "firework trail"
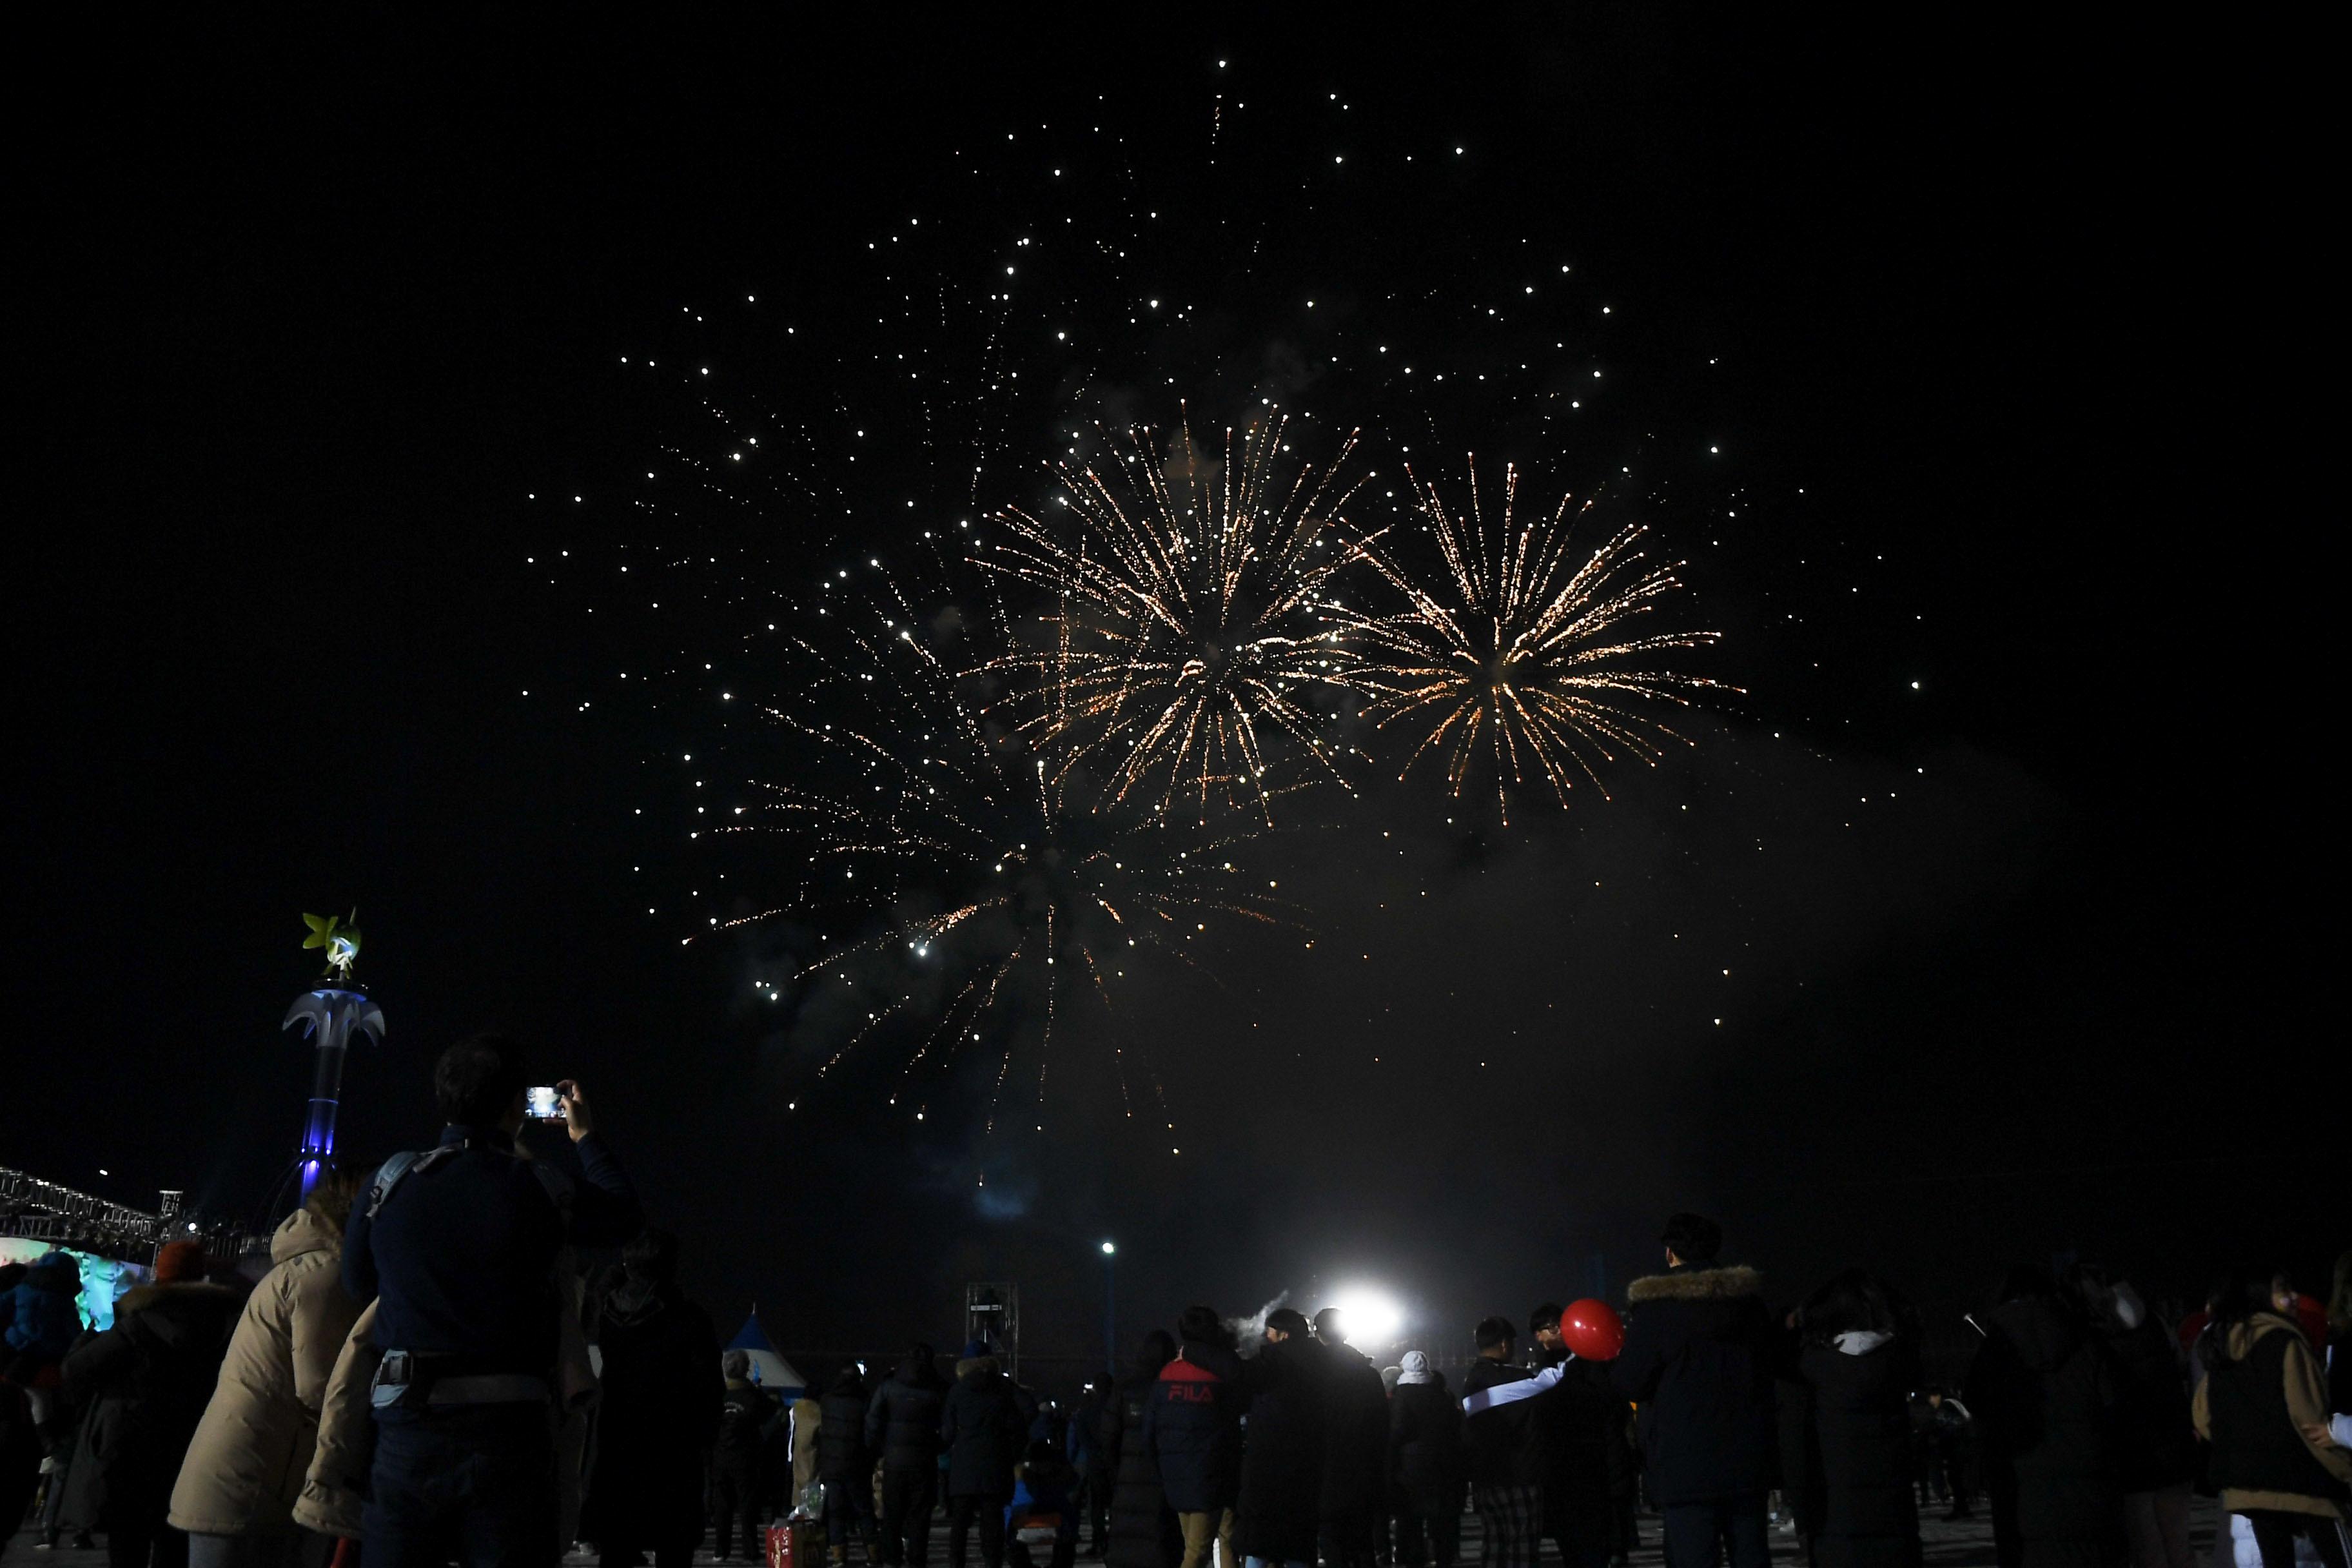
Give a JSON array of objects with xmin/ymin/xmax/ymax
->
[
  {"xmin": 709, "ymin": 565, "xmax": 1287, "ymax": 1148},
  {"xmin": 1333, "ymin": 458, "xmax": 1729, "ymax": 824},
  {"xmin": 975, "ymin": 413, "xmax": 1379, "ymax": 824}
]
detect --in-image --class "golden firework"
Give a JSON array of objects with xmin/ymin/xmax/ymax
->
[
  {"xmin": 977, "ymin": 414, "xmax": 1377, "ymax": 822},
  {"xmin": 1338, "ymin": 460, "xmax": 1728, "ymax": 823}
]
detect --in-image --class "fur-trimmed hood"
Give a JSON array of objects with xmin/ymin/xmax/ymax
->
[{"xmin": 1626, "ymin": 1264, "xmax": 1763, "ymax": 1304}]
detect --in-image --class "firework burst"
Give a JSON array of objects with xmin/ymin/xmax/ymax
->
[
  {"xmin": 710, "ymin": 572, "xmax": 1286, "ymax": 1147},
  {"xmin": 976, "ymin": 415, "xmax": 1378, "ymax": 823},
  {"xmin": 1335, "ymin": 459, "xmax": 1729, "ymax": 824}
]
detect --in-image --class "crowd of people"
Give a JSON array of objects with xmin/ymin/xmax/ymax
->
[{"xmin": 3, "ymin": 1037, "xmax": 2347, "ymax": 1568}]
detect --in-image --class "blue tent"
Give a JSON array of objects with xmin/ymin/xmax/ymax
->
[{"xmin": 725, "ymin": 1308, "xmax": 807, "ymax": 1400}]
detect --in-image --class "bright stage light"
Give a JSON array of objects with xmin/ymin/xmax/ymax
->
[{"xmin": 1330, "ymin": 1286, "xmax": 1404, "ymax": 1346}]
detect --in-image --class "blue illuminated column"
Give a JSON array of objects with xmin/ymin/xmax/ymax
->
[{"xmin": 283, "ymin": 989, "xmax": 385, "ymax": 1200}]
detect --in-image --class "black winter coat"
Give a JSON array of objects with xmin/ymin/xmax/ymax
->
[
  {"xmin": 820, "ymin": 1367, "xmax": 875, "ymax": 1482},
  {"xmin": 1389, "ymin": 1378, "xmax": 1463, "ymax": 1491},
  {"xmin": 1964, "ymin": 1296, "xmax": 2122, "ymax": 1558},
  {"xmin": 1534, "ymin": 1358, "xmax": 1635, "ymax": 1549},
  {"xmin": 588, "ymin": 1281, "xmax": 722, "ymax": 1549},
  {"xmin": 1102, "ymin": 1360, "xmax": 1180, "ymax": 1568},
  {"xmin": 1462, "ymin": 1358, "xmax": 1547, "ymax": 1489},
  {"xmin": 1611, "ymin": 1264, "xmax": 1781, "ymax": 1505},
  {"xmin": 1788, "ymin": 1339, "xmax": 1923, "ymax": 1568},
  {"xmin": 1143, "ymin": 1338, "xmax": 1247, "ymax": 1513},
  {"xmin": 1233, "ymin": 1337, "xmax": 1328, "ymax": 1564},
  {"xmin": 2097, "ymin": 1315, "xmax": 2197, "ymax": 1493},
  {"xmin": 868, "ymin": 1355, "xmax": 947, "ymax": 1471},
  {"xmin": 716, "ymin": 1379, "xmax": 776, "ymax": 1476},
  {"xmin": 61, "ymin": 1282, "xmax": 240, "ymax": 1529},
  {"xmin": 1320, "ymin": 1343, "xmax": 1389, "ymax": 1521},
  {"xmin": 940, "ymin": 1360, "xmax": 1026, "ymax": 1498}
]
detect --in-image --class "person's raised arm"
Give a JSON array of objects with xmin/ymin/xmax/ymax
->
[{"xmin": 554, "ymin": 1079, "xmax": 643, "ymax": 1246}]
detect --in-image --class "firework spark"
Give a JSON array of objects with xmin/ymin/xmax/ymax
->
[
  {"xmin": 710, "ymin": 574, "xmax": 1284, "ymax": 1146},
  {"xmin": 976, "ymin": 415, "xmax": 1378, "ymax": 823},
  {"xmin": 1335, "ymin": 459, "xmax": 1728, "ymax": 823}
]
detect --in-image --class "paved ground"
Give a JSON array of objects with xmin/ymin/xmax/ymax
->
[{"xmin": 0, "ymin": 1497, "xmax": 2231, "ymax": 1568}]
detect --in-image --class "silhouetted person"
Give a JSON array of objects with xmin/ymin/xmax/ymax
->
[
  {"xmin": 1143, "ymin": 1307, "xmax": 1246, "ymax": 1568},
  {"xmin": 341, "ymin": 1036, "xmax": 641, "ymax": 1568},
  {"xmin": 589, "ymin": 1229, "xmax": 721, "ymax": 1568},
  {"xmin": 2062, "ymin": 1264, "xmax": 2197, "ymax": 1568},
  {"xmin": 868, "ymin": 1345, "xmax": 947, "ymax": 1568},
  {"xmin": 1101, "ymin": 1330, "xmax": 1179, "ymax": 1568},
  {"xmin": 1785, "ymin": 1269, "xmax": 1923, "ymax": 1568},
  {"xmin": 1462, "ymin": 1317, "xmax": 1545, "ymax": 1568},
  {"xmin": 940, "ymin": 1342, "xmax": 1027, "ymax": 1568},
  {"xmin": 1965, "ymin": 1263, "xmax": 2122, "ymax": 1568},
  {"xmin": 820, "ymin": 1360, "xmax": 882, "ymax": 1566},
  {"xmin": 1387, "ymin": 1353, "xmax": 1463, "ymax": 1568},
  {"xmin": 1611, "ymin": 1212, "xmax": 1778, "ymax": 1568},
  {"xmin": 714, "ymin": 1350, "xmax": 777, "ymax": 1562},
  {"xmin": 64, "ymin": 1240, "xmax": 241, "ymax": 1568},
  {"xmin": 1235, "ymin": 1308, "xmax": 1328, "ymax": 1568},
  {"xmin": 2193, "ymin": 1266, "xmax": 2351, "ymax": 1568},
  {"xmin": 1313, "ymin": 1309, "xmax": 1389, "ymax": 1568}
]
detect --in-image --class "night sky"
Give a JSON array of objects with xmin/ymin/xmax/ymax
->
[{"xmin": 15, "ymin": 13, "xmax": 2332, "ymax": 1376}]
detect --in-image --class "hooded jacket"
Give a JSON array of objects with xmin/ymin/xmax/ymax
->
[
  {"xmin": 166, "ymin": 1208, "xmax": 360, "ymax": 1536},
  {"xmin": 64, "ymin": 1278, "xmax": 243, "ymax": 1525},
  {"xmin": 1963, "ymin": 1293, "xmax": 2121, "ymax": 1549},
  {"xmin": 1233, "ymin": 1335, "xmax": 1328, "ymax": 1564},
  {"xmin": 1142, "ymin": 1335, "xmax": 1247, "ymax": 1513},
  {"xmin": 1388, "ymin": 1358, "xmax": 1462, "ymax": 1491},
  {"xmin": 1788, "ymin": 1335, "xmax": 1923, "ymax": 1568},
  {"xmin": 867, "ymin": 1354, "xmax": 947, "ymax": 1471},
  {"xmin": 819, "ymin": 1365, "xmax": 874, "ymax": 1482},
  {"xmin": 2192, "ymin": 1311, "xmax": 2352, "ymax": 1518},
  {"xmin": 939, "ymin": 1356, "xmax": 1026, "ymax": 1498},
  {"xmin": 4, "ymin": 1253, "xmax": 84, "ymax": 1366},
  {"xmin": 1611, "ymin": 1263, "xmax": 1779, "ymax": 1504}
]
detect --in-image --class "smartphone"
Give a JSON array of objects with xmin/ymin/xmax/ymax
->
[{"xmin": 525, "ymin": 1086, "xmax": 565, "ymax": 1122}]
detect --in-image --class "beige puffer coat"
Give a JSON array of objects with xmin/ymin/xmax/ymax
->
[{"xmin": 166, "ymin": 1208, "xmax": 360, "ymax": 1536}]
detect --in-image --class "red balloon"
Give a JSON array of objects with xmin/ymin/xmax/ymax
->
[{"xmin": 1560, "ymin": 1298, "xmax": 1626, "ymax": 1362}]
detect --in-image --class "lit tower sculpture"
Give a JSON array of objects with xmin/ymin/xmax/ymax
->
[{"xmin": 282, "ymin": 912, "xmax": 383, "ymax": 1203}]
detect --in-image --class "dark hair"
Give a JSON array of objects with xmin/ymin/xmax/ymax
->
[
  {"xmin": 1177, "ymin": 1304, "xmax": 1227, "ymax": 1346},
  {"xmin": 435, "ymin": 1032, "xmax": 525, "ymax": 1125},
  {"xmin": 1135, "ymin": 1328, "xmax": 1175, "ymax": 1377},
  {"xmin": 1312, "ymin": 1306, "xmax": 1346, "ymax": 1341},
  {"xmin": 1530, "ymin": 1302, "xmax": 1564, "ymax": 1334},
  {"xmin": 1799, "ymin": 1268, "xmax": 1899, "ymax": 1347},
  {"xmin": 2200, "ymin": 1266, "xmax": 2291, "ymax": 1369},
  {"xmin": 1265, "ymin": 1306, "xmax": 1310, "ymax": 1338},
  {"xmin": 623, "ymin": 1227, "xmax": 680, "ymax": 1282},
  {"xmin": 909, "ymin": 1341, "xmax": 934, "ymax": 1366},
  {"xmin": 1662, "ymin": 1211, "xmax": 1723, "ymax": 1262},
  {"xmin": 1475, "ymin": 1315, "xmax": 1516, "ymax": 1351},
  {"xmin": 304, "ymin": 1164, "xmax": 369, "ymax": 1233}
]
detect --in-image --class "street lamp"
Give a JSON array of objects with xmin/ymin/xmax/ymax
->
[{"xmin": 1101, "ymin": 1240, "xmax": 1117, "ymax": 1375}]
